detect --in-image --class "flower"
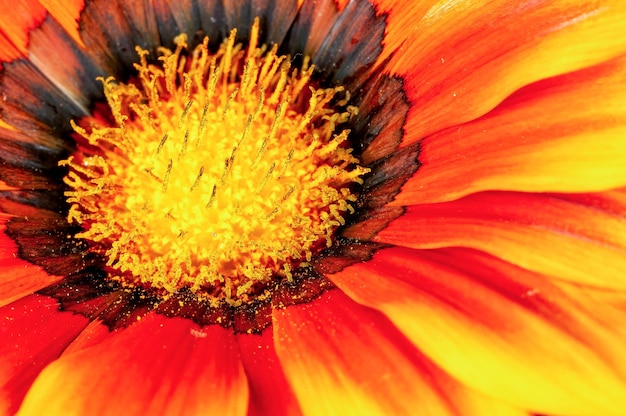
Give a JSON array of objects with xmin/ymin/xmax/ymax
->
[{"xmin": 1, "ymin": 0, "xmax": 626, "ymax": 415}]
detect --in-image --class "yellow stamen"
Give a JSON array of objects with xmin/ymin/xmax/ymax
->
[{"xmin": 62, "ymin": 18, "xmax": 368, "ymax": 306}]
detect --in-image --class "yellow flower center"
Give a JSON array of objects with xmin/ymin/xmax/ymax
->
[{"xmin": 61, "ymin": 19, "xmax": 368, "ymax": 306}]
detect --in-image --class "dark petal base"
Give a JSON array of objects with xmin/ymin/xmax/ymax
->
[
  {"xmin": 285, "ymin": 0, "xmax": 387, "ymax": 86},
  {"xmin": 37, "ymin": 267, "xmax": 159, "ymax": 330},
  {"xmin": 33, "ymin": 238, "xmax": 383, "ymax": 333},
  {"xmin": 36, "ymin": 263, "xmax": 336, "ymax": 334},
  {"xmin": 5, "ymin": 215, "xmax": 99, "ymax": 276}
]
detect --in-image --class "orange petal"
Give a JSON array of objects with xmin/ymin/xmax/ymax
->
[
  {"xmin": 0, "ymin": 258, "xmax": 63, "ymax": 308},
  {"xmin": 369, "ymin": 0, "xmax": 437, "ymax": 64},
  {"xmin": 386, "ymin": 0, "xmax": 626, "ymax": 142},
  {"xmin": 237, "ymin": 329, "xmax": 302, "ymax": 416},
  {"xmin": 0, "ymin": 119, "xmax": 14, "ymax": 131},
  {"xmin": 394, "ymin": 55, "xmax": 626, "ymax": 205},
  {"xmin": 0, "ymin": 0, "xmax": 83, "ymax": 64},
  {"xmin": 0, "ymin": 295, "xmax": 89, "ymax": 415},
  {"xmin": 327, "ymin": 246, "xmax": 626, "ymax": 415},
  {"xmin": 0, "ymin": 0, "xmax": 46, "ymax": 62},
  {"xmin": 375, "ymin": 191, "xmax": 626, "ymax": 289},
  {"xmin": 272, "ymin": 289, "xmax": 461, "ymax": 415},
  {"xmin": 38, "ymin": 0, "xmax": 84, "ymax": 48},
  {"xmin": 0, "ymin": 36, "xmax": 20, "ymax": 67},
  {"xmin": 18, "ymin": 313, "xmax": 249, "ymax": 415},
  {"xmin": 0, "ymin": 180, "xmax": 17, "ymax": 190}
]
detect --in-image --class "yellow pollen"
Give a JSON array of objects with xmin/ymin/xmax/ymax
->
[{"xmin": 61, "ymin": 19, "xmax": 369, "ymax": 306}]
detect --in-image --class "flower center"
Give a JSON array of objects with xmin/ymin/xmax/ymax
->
[{"xmin": 61, "ymin": 19, "xmax": 368, "ymax": 306}]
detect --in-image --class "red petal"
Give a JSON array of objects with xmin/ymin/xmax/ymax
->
[
  {"xmin": 375, "ymin": 191, "xmax": 626, "ymax": 289},
  {"xmin": 18, "ymin": 313, "xmax": 249, "ymax": 415},
  {"xmin": 327, "ymin": 246, "xmax": 626, "ymax": 415},
  {"xmin": 237, "ymin": 329, "xmax": 302, "ymax": 416},
  {"xmin": 0, "ymin": 295, "xmax": 89, "ymax": 415},
  {"xmin": 272, "ymin": 289, "xmax": 459, "ymax": 415},
  {"xmin": 394, "ymin": 56, "xmax": 626, "ymax": 205}
]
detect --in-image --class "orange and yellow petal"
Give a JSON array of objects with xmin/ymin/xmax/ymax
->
[
  {"xmin": 18, "ymin": 313, "xmax": 248, "ymax": 415},
  {"xmin": 274, "ymin": 289, "xmax": 467, "ymax": 415},
  {"xmin": 383, "ymin": 0, "xmax": 626, "ymax": 142},
  {"xmin": 375, "ymin": 191, "xmax": 626, "ymax": 289},
  {"xmin": 394, "ymin": 55, "xmax": 626, "ymax": 205},
  {"xmin": 327, "ymin": 246, "xmax": 626, "ymax": 415}
]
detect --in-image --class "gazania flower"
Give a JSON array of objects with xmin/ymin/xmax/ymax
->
[{"xmin": 1, "ymin": 0, "xmax": 626, "ymax": 414}]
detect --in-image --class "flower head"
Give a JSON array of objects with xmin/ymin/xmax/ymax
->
[{"xmin": 1, "ymin": 0, "xmax": 626, "ymax": 415}]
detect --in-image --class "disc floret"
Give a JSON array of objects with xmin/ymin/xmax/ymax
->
[{"xmin": 62, "ymin": 19, "xmax": 368, "ymax": 306}]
